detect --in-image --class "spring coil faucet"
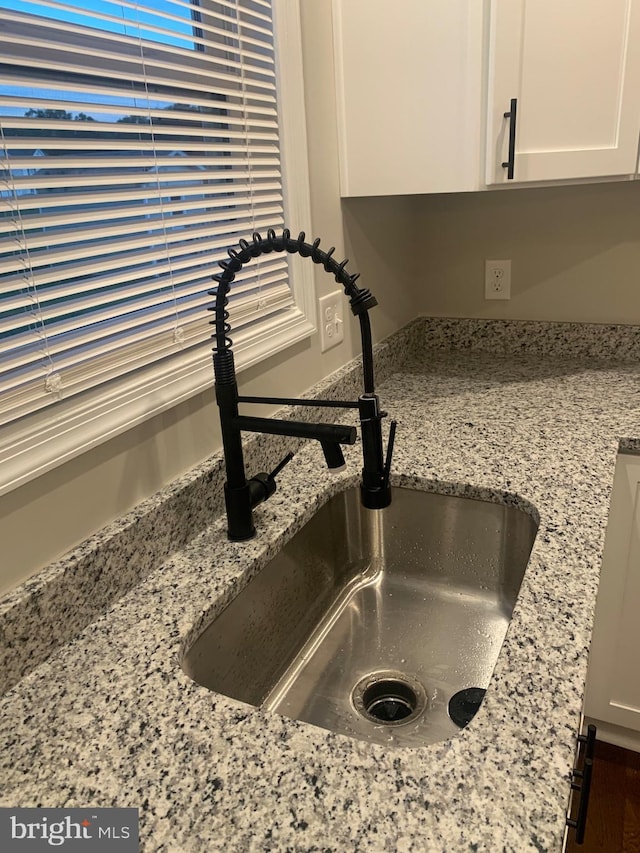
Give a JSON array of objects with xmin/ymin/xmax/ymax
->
[{"xmin": 209, "ymin": 228, "xmax": 396, "ymax": 541}]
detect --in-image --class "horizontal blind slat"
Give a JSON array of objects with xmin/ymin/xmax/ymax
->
[
  {"xmin": 1, "ymin": 3, "xmax": 276, "ymax": 54},
  {"xmin": 1, "ymin": 121, "xmax": 279, "ymax": 143},
  {"xmin": 1, "ymin": 168, "xmax": 282, "ymax": 194},
  {"xmin": 0, "ymin": 205, "xmax": 285, "ymax": 274},
  {"xmin": 0, "ymin": 297, "xmax": 295, "ymax": 424},
  {"xmin": 0, "ymin": 190, "xmax": 283, "ymax": 236},
  {"xmin": 2, "ymin": 139, "xmax": 279, "ymax": 154},
  {"xmin": 0, "ymin": 112, "xmax": 278, "ymax": 134},
  {"xmin": 3, "ymin": 154, "xmax": 280, "ymax": 170},
  {"xmin": 0, "ymin": 42, "xmax": 277, "ymax": 88},
  {"xmin": 0, "ymin": 199, "xmax": 284, "ymax": 255},
  {"xmin": 1, "ymin": 279, "xmax": 293, "ymax": 382},
  {"xmin": 0, "ymin": 70, "xmax": 277, "ymax": 108},
  {"xmin": 1, "ymin": 11, "xmax": 277, "ymax": 74},
  {"xmin": 0, "ymin": 255, "xmax": 288, "ymax": 335},
  {"xmin": 1, "ymin": 215, "xmax": 285, "ymax": 296}
]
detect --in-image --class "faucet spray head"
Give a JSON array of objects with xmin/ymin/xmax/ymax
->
[{"xmin": 321, "ymin": 441, "xmax": 347, "ymax": 472}]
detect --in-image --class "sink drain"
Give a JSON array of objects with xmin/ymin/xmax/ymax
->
[{"xmin": 351, "ymin": 671, "xmax": 427, "ymax": 727}]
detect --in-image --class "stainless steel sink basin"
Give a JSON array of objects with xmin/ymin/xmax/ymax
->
[{"xmin": 182, "ymin": 486, "xmax": 538, "ymax": 747}]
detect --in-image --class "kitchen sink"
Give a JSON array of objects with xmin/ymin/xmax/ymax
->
[{"xmin": 181, "ymin": 486, "xmax": 538, "ymax": 747}]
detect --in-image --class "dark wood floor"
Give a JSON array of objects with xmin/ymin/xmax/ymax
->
[{"xmin": 566, "ymin": 740, "xmax": 640, "ymax": 853}]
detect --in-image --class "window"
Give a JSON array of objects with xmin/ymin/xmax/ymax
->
[{"xmin": 0, "ymin": 0, "xmax": 313, "ymax": 494}]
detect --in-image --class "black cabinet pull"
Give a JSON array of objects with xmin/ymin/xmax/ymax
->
[
  {"xmin": 577, "ymin": 723, "xmax": 597, "ymax": 761},
  {"xmin": 501, "ymin": 98, "xmax": 517, "ymax": 179},
  {"xmin": 566, "ymin": 723, "xmax": 597, "ymax": 845}
]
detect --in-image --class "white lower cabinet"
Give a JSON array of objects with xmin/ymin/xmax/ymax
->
[{"xmin": 585, "ymin": 453, "xmax": 640, "ymax": 747}]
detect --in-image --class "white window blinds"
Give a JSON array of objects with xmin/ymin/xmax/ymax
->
[{"xmin": 0, "ymin": 0, "xmax": 295, "ymax": 429}]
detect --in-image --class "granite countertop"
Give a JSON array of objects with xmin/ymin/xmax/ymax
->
[{"xmin": 2, "ymin": 318, "xmax": 640, "ymax": 853}]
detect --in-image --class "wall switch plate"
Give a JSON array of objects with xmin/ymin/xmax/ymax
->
[
  {"xmin": 319, "ymin": 290, "xmax": 344, "ymax": 352},
  {"xmin": 485, "ymin": 259, "xmax": 511, "ymax": 300}
]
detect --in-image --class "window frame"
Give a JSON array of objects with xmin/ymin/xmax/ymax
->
[{"xmin": 0, "ymin": 0, "xmax": 315, "ymax": 497}]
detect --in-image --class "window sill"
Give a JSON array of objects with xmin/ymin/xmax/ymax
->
[{"xmin": 0, "ymin": 305, "xmax": 315, "ymax": 497}]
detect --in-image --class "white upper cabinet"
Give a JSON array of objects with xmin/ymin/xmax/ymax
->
[
  {"xmin": 486, "ymin": 0, "xmax": 640, "ymax": 185},
  {"xmin": 332, "ymin": 0, "xmax": 485, "ymax": 196}
]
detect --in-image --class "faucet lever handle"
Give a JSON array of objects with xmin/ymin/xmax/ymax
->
[
  {"xmin": 268, "ymin": 451, "xmax": 295, "ymax": 481},
  {"xmin": 382, "ymin": 420, "xmax": 397, "ymax": 489},
  {"xmin": 248, "ymin": 452, "xmax": 295, "ymax": 510}
]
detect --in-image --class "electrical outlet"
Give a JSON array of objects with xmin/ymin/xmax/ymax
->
[
  {"xmin": 319, "ymin": 290, "xmax": 344, "ymax": 352},
  {"xmin": 485, "ymin": 259, "xmax": 511, "ymax": 300}
]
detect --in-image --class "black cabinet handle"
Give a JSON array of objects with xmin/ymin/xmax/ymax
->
[
  {"xmin": 577, "ymin": 723, "xmax": 597, "ymax": 761},
  {"xmin": 501, "ymin": 98, "xmax": 517, "ymax": 180},
  {"xmin": 566, "ymin": 723, "xmax": 597, "ymax": 845}
]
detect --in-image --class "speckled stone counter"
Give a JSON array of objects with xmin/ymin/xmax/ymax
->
[{"xmin": 2, "ymin": 318, "xmax": 640, "ymax": 852}]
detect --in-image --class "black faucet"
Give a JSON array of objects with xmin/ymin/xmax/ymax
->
[{"xmin": 210, "ymin": 229, "xmax": 396, "ymax": 541}]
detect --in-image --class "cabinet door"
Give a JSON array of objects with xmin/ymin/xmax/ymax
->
[
  {"xmin": 585, "ymin": 454, "xmax": 640, "ymax": 733},
  {"xmin": 332, "ymin": 0, "xmax": 484, "ymax": 196},
  {"xmin": 486, "ymin": 0, "xmax": 640, "ymax": 184}
]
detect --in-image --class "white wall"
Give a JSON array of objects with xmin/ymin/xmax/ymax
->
[
  {"xmin": 411, "ymin": 180, "xmax": 640, "ymax": 324},
  {"xmin": 0, "ymin": 1, "xmax": 418, "ymax": 595}
]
